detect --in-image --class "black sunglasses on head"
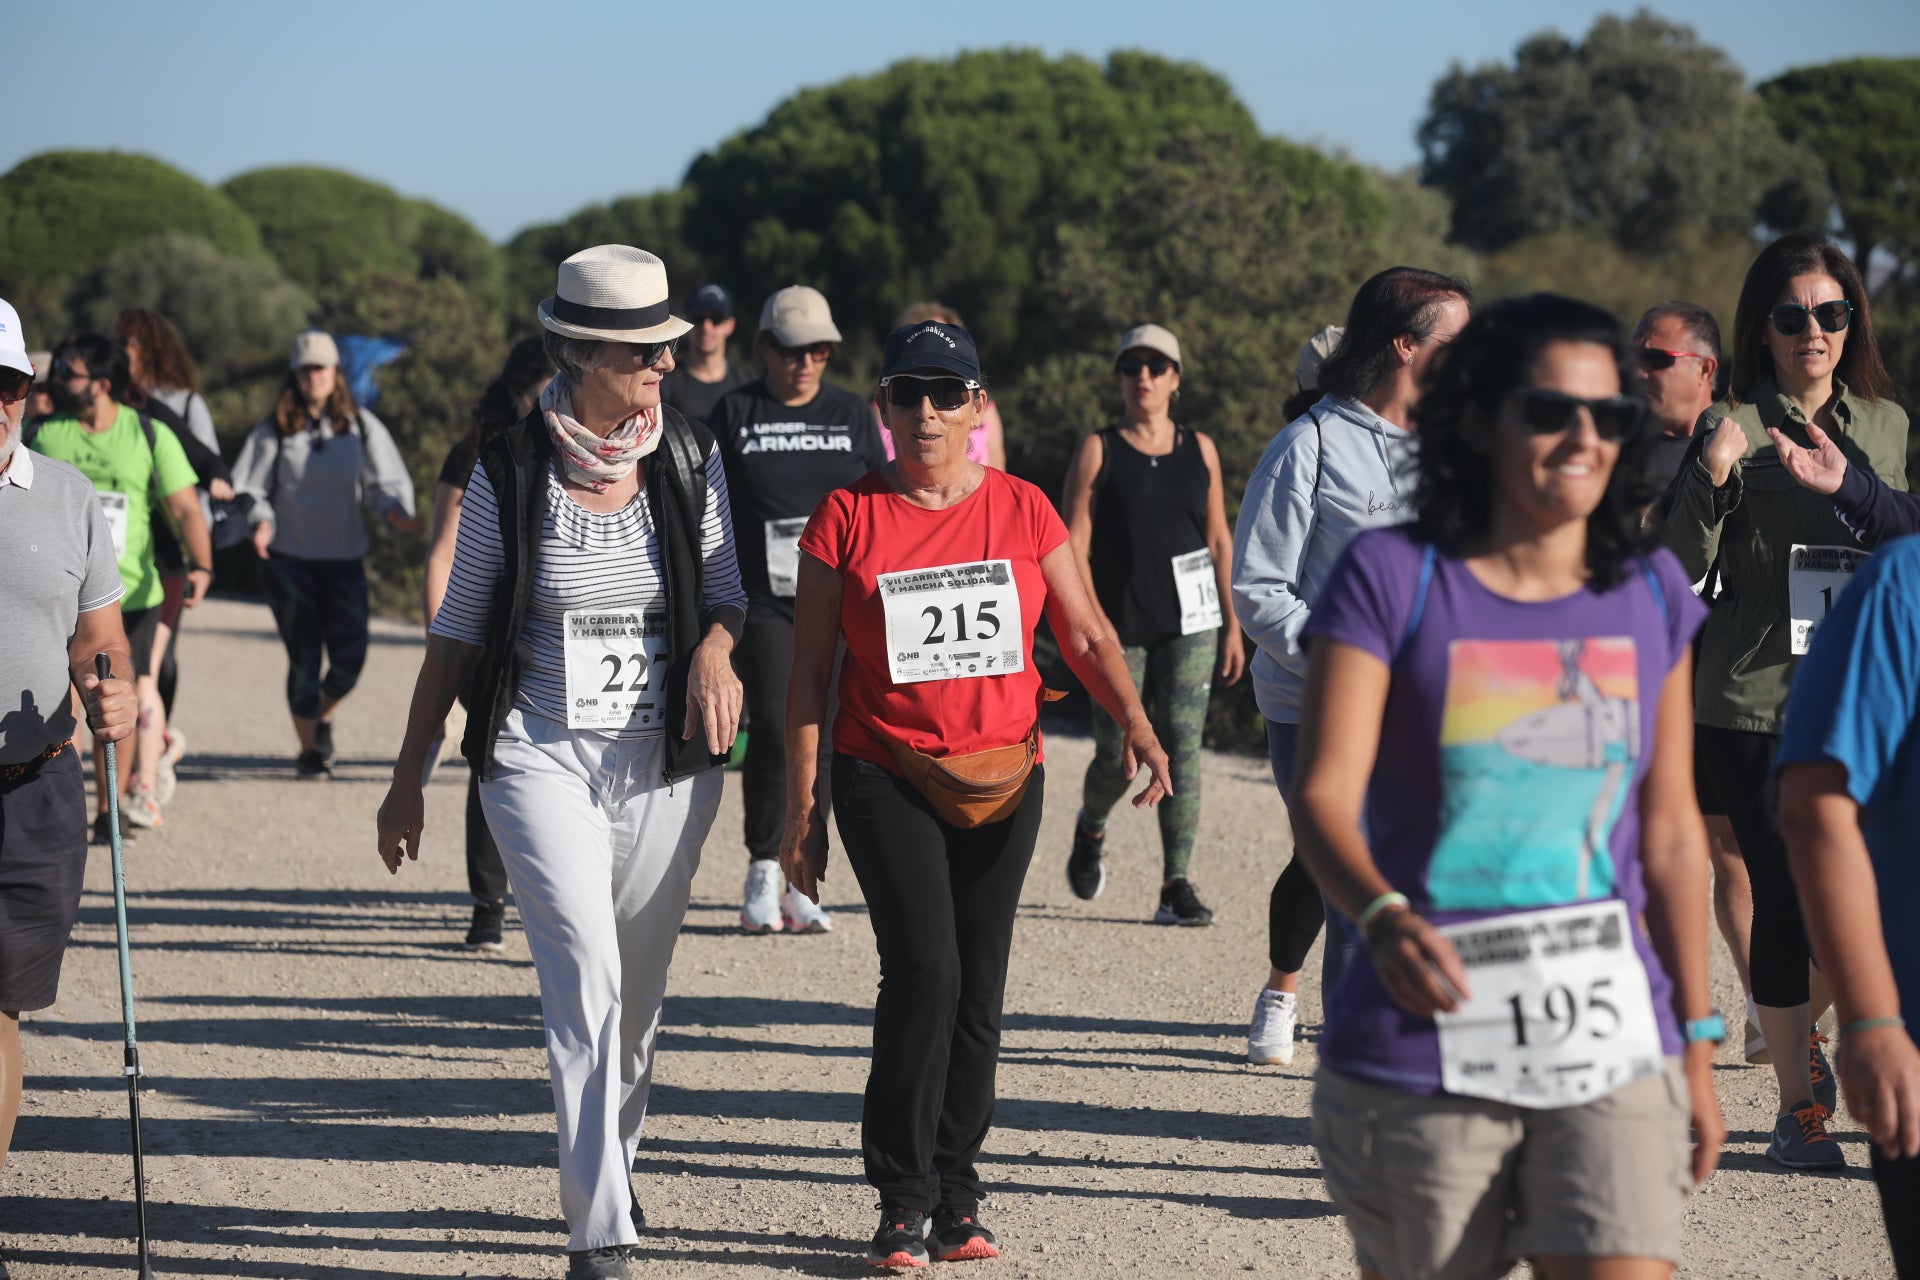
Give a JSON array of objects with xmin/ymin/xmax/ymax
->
[
  {"xmin": 879, "ymin": 375, "xmax": 981, "ymax": 412},
  {"xmin": 1115, "ymin": 356, "xmax": 1175, "ymax": 378},
  {"xmin": 1771, "ymin": 300, "xmax": 1852, "ymax": 337},
  {"xmin": 0, "ymin": 368, "xmax": 33, "ymax": 404},
  {"xmin": 1511, "ymin": 388, "xmax": 1645, "ymax": 441}
]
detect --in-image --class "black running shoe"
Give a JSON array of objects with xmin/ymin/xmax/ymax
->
[
  {"xmin": 313, "ymin": 719, "xmax": 335, "ymax": 763},
  {"xmin": 295, "ymin": 749, "xmax": 331, "ymax": 779},
  {"xmin": 866, "ymin": 1204, "xmax": 930, "ymax": 1269},
  {"xmin": 1154, "ymin": 878, "xmax": 1215, "ymax": 926},
  {"xmin": 1066, "ymin": 824, "xmax": 1107, "ymax": 901},
  {"xmin": 465, "ymin": 900, "xmax": 506, "ymax": 952},
  {"xmin": 91, "ymin": 812, "xmax": 134, "ymax": 846},
  {"xmin": 565, "ymin": 1246, "xmax": 631, "ymax": 1280},
  {"xmin": 930, "ymin": 1206, "xmax": 999, "ymax": 1262}
]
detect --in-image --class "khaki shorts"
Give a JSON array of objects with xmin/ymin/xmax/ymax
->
[{"xmin": 1313, "ymin": 1059, "xmax": 1691, "ymax": 1279}]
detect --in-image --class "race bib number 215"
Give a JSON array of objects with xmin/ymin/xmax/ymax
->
[{"xmin": 877, "ymin": 559, "xmax": 1025, "ymax": 685}]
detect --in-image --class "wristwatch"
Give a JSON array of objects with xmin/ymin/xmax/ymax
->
[{"xmin": 1683, "ymin": 1013, "xmax": 1727, "ymax": 1046}]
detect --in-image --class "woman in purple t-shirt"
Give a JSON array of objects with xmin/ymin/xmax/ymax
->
[{"xmin": 1293, "ymin": 294, "xmax": 1725, "ymax": 1279}]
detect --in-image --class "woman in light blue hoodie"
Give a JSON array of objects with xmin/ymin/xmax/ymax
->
[{"xmin": 1230, "ymin": 268, "xmax": 1471, "ymax": 1066}]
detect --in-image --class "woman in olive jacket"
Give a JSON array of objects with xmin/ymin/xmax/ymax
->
[{"xmin": 1662, "ymin": 231, "xmax": 1909, "ymax": 1171}]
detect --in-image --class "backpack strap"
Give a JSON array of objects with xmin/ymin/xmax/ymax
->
[
  {"xmin": 1308, "ymin": 408, "xmax": 1325, "ymax": 504},
  {"xmin": 1396, "ymin": 542, "xmax": 1438, "ymax": 660},
  {"xmin": 1638, "ymin": 555, "xmax": 1668, "ymax": 628}
]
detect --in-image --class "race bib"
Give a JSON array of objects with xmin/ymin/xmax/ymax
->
[
  {"xmin": 1433, "ymin": 900, "xmax": 1663, "ymax": 1109},
  {"xmin": 562, "ymin": 609, "xmax": 669, "ymax": 731},
  {"xmin": 1787, "ymin": 543, "xmax": 1868, "ymax": 655},
  {"xmin": 98, "ymin": 490, "xmax": 130, "ymax": 559},
  {"xmin": 1172, "ymin": 548, "xmax": 1222, "ymax": 635},
  {"xmin": 764, "ymin": 517, "xmax": 808, "ymax": 598},
  {"xmin": 877, "ymin": 559, "xmax": 1024, "ymax": 685}
]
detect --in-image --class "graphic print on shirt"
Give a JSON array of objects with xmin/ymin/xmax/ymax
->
[
  {"xmin": 1429, "ymin": 637, "xmax": 1639, "ymax": 911},
  {"xmin": 735, "ymin": 421, "xmax": 857, "ymax": 454}
]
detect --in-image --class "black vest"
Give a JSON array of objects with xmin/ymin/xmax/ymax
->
[{"xmin": 459, "ymin": 404, "xmax": 742, "ymax": 783}]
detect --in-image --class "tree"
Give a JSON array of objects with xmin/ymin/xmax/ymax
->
[
  {"xmin": 679, "ymin": 49, "xmax": 1261, "ymax": 371},
  {"xmin": 502, "ymin": 188, "xmax": 704, "ymax": 332},
  {"xmin": 1418, "ymin": 10, "xmax": 1828, "ymax": 253},
  {"xmin": 67, "ymin": 233, "xmax": 314, "ymax": 390},
  {"xmin": 223, "ymin": 167, "xmax": 504, "ymax": 311},
  {"xmin": 0, "ymin": 151, "xmax": 268, "ymax": 329},
  {"xmin": 1758, "ymin": 58, "xmax": 1920, "ymax": 285}
]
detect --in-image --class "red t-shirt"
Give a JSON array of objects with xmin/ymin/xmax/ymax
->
[{"xmin": 799, "ymin": 468, "xmax": 1070, "ymax": 771}]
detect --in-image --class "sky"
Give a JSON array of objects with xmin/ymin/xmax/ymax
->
[{"xmin": 13, "ymin": 0, "xmax": 1919, "ymax": 244}]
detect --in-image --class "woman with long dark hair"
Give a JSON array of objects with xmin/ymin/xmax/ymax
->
[
  {"xmin": 232, "ymin": 330, "xmax": 420, "ymax": 776},
  {"xmin": 1299, "ymin": 292, "xmax": 1722, "ymax": 1277},
  {"xmin": 1664, "ymin": 231, "xmax": 1910, "ymax": 1169},
  {"xmin": 423, "ymin": 334, "xmax": 556, "ymax": 950}
]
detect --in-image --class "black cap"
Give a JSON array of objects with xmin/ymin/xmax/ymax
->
[
  {"xmin": 879, "ymin": 322, "xmax": 982, "ymax": 382},
  {"xmin": 684, "ymin": 283, "xmax": 732, "ymax": 317}
]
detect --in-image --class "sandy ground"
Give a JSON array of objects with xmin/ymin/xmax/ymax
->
[{"xmin": 0, "ymin": 597, "xmax": 1893, "ymax": 1278}]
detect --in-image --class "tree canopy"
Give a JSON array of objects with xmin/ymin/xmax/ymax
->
[
  {"xmin": 1418, "ymin": 10, "xmax": 1828, "ymax": 253},
  {"xmin": 1758, "ymin": 57, "xmax": 1920, "ymax": 282}
]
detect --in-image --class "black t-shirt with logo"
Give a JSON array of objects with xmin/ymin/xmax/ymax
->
[
  {"xmin": 661, "ymin": 360, "xmax": 753, "ymax": 427},
  {"xmin": 709, "ymin": 377, "xmax": 887, "ymax": 612}
]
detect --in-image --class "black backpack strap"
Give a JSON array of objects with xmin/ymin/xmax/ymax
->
[
  {"xmin": 1308, "ymin": 408, "xmax": 1325, "ymax": 504},
  {"xmin": 661, "ymin": 409, "xmax": 711, "ymax": 526}
]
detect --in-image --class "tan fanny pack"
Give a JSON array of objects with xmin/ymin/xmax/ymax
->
[{"xmin": 886, "ymin": 689, "xmax": 1066, "ymax": 828}]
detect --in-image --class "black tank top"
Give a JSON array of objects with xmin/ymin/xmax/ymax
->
[{"xmin": 1087, "ymin": 424, "xmax": 1211, "ymax": 645}]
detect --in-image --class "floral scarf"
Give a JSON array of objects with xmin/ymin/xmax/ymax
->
[{"xmin": 540, "ymin": 377, "xmax": 662, "ymax": 492}]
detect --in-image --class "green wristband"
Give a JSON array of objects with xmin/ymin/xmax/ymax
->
[
  {"xmin": 1841, "ymin": 1016, "xmax": 1906, "ymax": 1036},
  {"xmin": 1356, "ymin": 892, "xmax": 1410, "ymax": 937}
]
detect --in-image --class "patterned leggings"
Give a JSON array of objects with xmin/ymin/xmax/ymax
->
[
  {"xmin": 1078, "ymin": 628, "xmax": 1214, "ymax": 881},
  {"xmin": 261, "ymin": 554, "xmax": 370, "ymax": 720}
]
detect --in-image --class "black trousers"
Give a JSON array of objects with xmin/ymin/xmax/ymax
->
[
  {"xmin": 1696, "ymin": 724, "xmax": 1812, "ymax": 1007},
  {"xmin": 465, "ymin": 770, "xmax": 507, "ymax": 903},
  {"xmin": 1270, "ymin": 856, "xmax": 1326, "ymax": 973},
  {"xmin": 832, "ymin": 752, "xmax": 1043, "ymax": 1212},
  {"xmin": 1875, "ymin": 1146, "xmax": 1920, "ymax": 1276},
  {"xmin": 738, "ymin": 607, "xmax": 793, "ymax": 862}
]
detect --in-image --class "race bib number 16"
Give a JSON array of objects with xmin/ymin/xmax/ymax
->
[{"xmin": 877, "ymin": 559, "xmax": 1024, "ymax": 685}]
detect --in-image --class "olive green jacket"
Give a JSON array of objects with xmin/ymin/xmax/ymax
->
[{"xmin": 1662, "ymin": 376, "xmax": 1909, "ymax": 735}]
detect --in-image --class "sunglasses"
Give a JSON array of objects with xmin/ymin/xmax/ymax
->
[
  {"xmin": 1115, "ymin": 356, "xmax": 1175, "ymax": 378},
  {"xmin": 879, "ymin": 375, "xmax": 981, "ymax": 412},
  {"xmin": 777, "ymin": 342, "xmax": 834, "ymax": 366},
  {"xmin": 1771, "ymin": 300, "xmax": 1852, "ymax": 336},
  {"xmin": 1635, "ymin": 347, "xmax": 1710, "ymax": 372},
  {"xmin": 54, "ymin": 363, "xmax": 93, "ymax": 384},
  {"xmin": 0, "ymin": 368, "xmax": 31, "ymax": 404},
  {"xmin": 1511, "ymin": 388, "xmax": 1645, "ymax": 442},
  {"xmin": 631, "ymin": 336, "xmax": 680, "ymax": 369},
  {"xmin": 693, "ymin": 313, "xmax": 730, "ymax": 327}
]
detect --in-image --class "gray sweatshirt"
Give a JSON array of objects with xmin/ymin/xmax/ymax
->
[
  {"xmin": 232, "ymin": 409, "xmax": 416, "ymax": 562},
  {"xmin": 1231, "ymin": 395, "xmax": 1415, "ymax": 723}
]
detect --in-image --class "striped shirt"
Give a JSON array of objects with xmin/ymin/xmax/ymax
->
[{"xmin": 430, "ymin": 444, "xmax": 745, "ymax": 738}]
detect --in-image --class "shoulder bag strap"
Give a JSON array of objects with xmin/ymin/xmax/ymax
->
[{"xmin": 1395, "ymin": 542, "xmax": 1438, "ymax": 662}]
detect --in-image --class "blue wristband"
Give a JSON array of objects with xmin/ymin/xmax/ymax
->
[{"xmin": 1684, "ymin": 1013, "xmax": 1727, "ymax": 1045}]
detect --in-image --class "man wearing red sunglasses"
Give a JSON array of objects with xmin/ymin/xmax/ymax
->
[{"xmin": 1633, "ymin": 301, "xmax": 1721, "ymax": 497}]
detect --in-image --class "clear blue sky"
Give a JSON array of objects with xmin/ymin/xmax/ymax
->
[{"xmin": 13, "ymin": 0, "xmax": 1918, "ymax": 243}]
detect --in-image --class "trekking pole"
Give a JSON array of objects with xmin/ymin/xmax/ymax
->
[{"xmin": 94, "ymin": 653, "xmax": 157, "ymax": 1278}]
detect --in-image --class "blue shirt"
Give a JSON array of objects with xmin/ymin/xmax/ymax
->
[{"xmin": 1776, "ymin": 534, "xmax": 1920, "ymax": 1019}]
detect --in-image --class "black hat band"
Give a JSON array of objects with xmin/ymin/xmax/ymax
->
[{"xmin": 550, "ymin": 296, "xmax": 672, "ymax": 329}]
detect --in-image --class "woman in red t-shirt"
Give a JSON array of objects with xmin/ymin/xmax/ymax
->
[{"xmin": 782, "ymin": 322, "xmax": 1171, "ymax": 1269}]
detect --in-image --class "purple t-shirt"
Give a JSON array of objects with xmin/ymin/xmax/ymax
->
[{"xmin": 1302, "ymin": 527, "xmax": 1705, "ymax": 1095}]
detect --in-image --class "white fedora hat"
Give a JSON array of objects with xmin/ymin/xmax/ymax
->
[{"xmin": 537, "ymin": 244, "xmax": 693, "ymax": 344}]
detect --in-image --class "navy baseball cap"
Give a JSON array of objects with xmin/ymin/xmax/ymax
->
[
  {"xmin": 684, "ymin": 283, "xmax": 732, "ymax": 317},
  {"xmin": 878, "ymin": 321, "xmax": 982, "ymax": 383}
]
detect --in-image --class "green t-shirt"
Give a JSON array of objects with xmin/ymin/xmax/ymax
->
[{"xmin": 31, "ymin": 406, "xmax": 198, "ymax": 611}]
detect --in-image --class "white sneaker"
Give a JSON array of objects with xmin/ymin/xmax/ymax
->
[
  {"xmin": 782, "ymin": 884, "xmax": 833, "ymax": 934},
  {"xmin": 1248, "ymin": 988, "xmax": 1298, "ymax": 1066},
  {"xmin": 740, "ymin": 861, "xmax": 783, "ymax": 935},
  {"xmin": 1744, "ymin": 994, "xmax": 1770, "ymax": 1064}
]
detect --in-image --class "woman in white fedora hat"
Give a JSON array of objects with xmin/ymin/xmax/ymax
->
[{"xmin": 376, "ymin": 244, "xmax": 747, "ymax": 1279}]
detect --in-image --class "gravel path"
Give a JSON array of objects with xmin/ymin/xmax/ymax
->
[{"xmin": 1, "ymin": 598, "xmax": 1892, "ymax": 1277}]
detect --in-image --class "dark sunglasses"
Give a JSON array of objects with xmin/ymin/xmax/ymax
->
[
  {"xmin": 1511, "ymin": 388, "xmax": 1645, "ymax": 441},
  {"xmin": 54, "ymin": 363, "xmax": 93, "ymax": 384},
  {"xmin": 692, "ymin": 313, "xmax": 730, "ymax": 327},
  {"xmin": 1635, "ymin": 347, "xmax": 1710, "ymax": 372},
  {"xmin": 879, "ymin": 375, "xmax": 981, "ymax": 412},
  {"xmin": 777, "ymin": 342, "xmax": 834, "ymax": 365},
  {"xmin": 632, "ymin": 336, "xmax": 680, "ymax": 369},
  {"xmin": 1770, "ymin": 300, "xmax": 1852, "ymax": 336},
  {"xmin": 0, "ymin": 368, "xmax": 32, "ymax": 404},
  {"xmin": 1115, "ymin": 356, "xmax": 1175, "ymax": 378}
]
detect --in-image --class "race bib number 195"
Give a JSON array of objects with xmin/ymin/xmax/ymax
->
[
  {"xmin": 562, "ymin": 609, "xmax": 669, "ymax": 731},
  {"xmin": 877, "ymin": 559, "xmax": 1024, "ymax": 685}
]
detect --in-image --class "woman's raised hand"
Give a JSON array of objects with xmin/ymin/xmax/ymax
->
[{"xmin": 1767, "ymin": 422, "xmax": 1849, "ymax": 496}]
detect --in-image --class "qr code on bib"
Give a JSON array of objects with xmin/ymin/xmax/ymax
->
[{"xmin": 1002, "ymin": 650, "xmax": 1020, "ymax": 667}]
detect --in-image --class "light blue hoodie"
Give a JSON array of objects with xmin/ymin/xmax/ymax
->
[{"xmin": 1231, "ymin": 395, "xmax": 1415, "ymax": 723}]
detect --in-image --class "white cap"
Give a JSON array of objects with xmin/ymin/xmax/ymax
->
[
  {"xmin": 290, "ymin": 329, "xmax": 341, "ymax": 370},
  {"xmin": 1296, "ymin": 325, "xmax": 1344, "ymax": 392},
  {"xmin": 0, "ymin": 298, "xmax": 33, "ymax": 377},
  {"xmin": 1114, "ymin": 323, "xmax": 1181, "ymax": 369},
  {"xmin": 759, "ymin": 285, "xmax": 842, "ymax": 347}
]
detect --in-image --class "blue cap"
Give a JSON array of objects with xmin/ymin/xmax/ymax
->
[
  {"xmin": 879, "ymin": 321, "xmax": 982, "ymax": 382},
  {"xmin": 684, "ymin": 283, "xmax": 732, "ymax": 317}
]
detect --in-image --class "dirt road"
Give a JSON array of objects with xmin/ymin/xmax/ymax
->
[{"xmin": 1, "ymin": 599, "xmax": 1892, "ymax": 1277}]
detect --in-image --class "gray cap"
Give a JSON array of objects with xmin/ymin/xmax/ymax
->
[
  {"xmin": 290, "ymin": 329, "xmax": 341, "ymax": 370},
  {"xmin": 759, "ymin": 285, "xmax": 842, "ymax": 347},
  {"xmin": 1296, "ymin": 325, "xmax": 1344, "ymax": 392},
  {"xmin": 1114, "ymin": 323, "xmax": 1181, "ymax": 368}
]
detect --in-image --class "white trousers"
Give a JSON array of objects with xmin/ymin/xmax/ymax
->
[{"xmin": 480, "ymin": 708, "xmax": 720, "ymax": 1251}]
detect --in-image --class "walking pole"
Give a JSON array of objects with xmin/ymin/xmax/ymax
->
[{"xmin": 94, "ymin": 653, "xmax": 157, "ymax": 1278}]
